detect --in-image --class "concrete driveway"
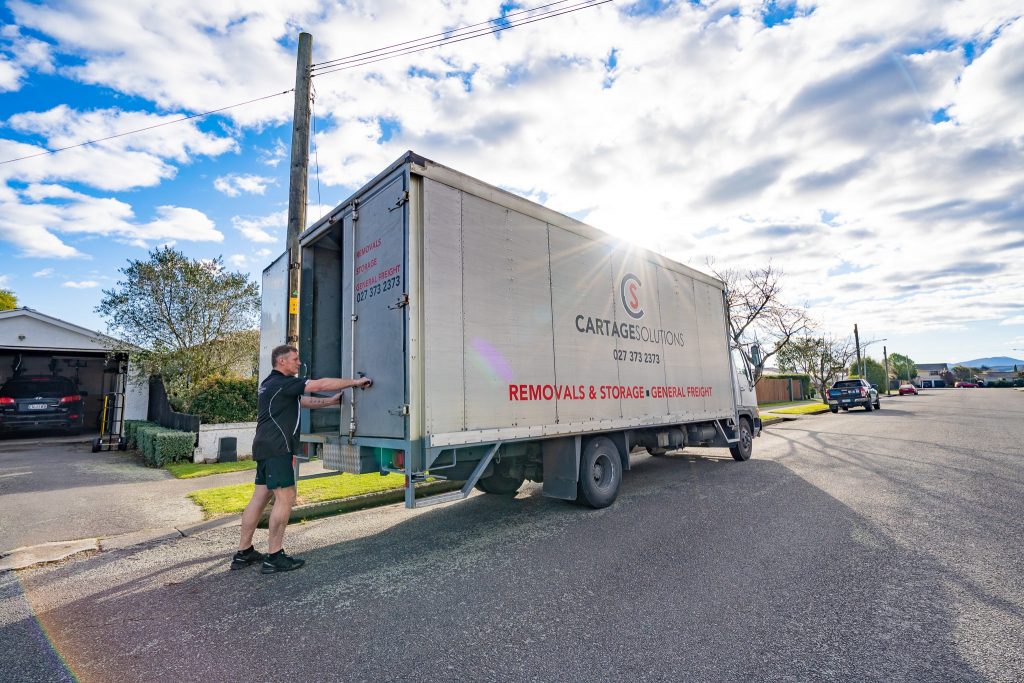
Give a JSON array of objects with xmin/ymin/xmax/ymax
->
[{"xmin": 0, "ymin": 439, "xmax": 255, "ymax": 554}]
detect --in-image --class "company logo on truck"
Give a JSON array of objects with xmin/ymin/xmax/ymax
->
[{"xmin": 621, "ymin": 273, "xmax": 644, "ymax": 319}]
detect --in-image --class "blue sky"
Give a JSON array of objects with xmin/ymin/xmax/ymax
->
[{"xmin": 1, "ymin": 0, "xmax": 1023, "ymax": 365}]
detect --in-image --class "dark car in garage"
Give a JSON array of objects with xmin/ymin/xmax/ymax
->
[{"xmin": 0, "ymin": 375, "xmax": 85, "ymax": 434}]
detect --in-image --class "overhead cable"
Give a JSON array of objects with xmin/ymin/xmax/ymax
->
[
  {"xmin": 0, "ymin": 89, "xmax": 294, "ymax": 166},
  {"xmin": 310, "ymin": 0, "xmax": 612, "ymax": 77}
]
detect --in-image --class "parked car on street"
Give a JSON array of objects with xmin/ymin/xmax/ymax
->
[
  {"xmin": 954, "ymin": 381, "xmax": 977, "ymax": 388},
  {"xmin": 0, "ymin": 375, "xmax": 84, "ymax": 435},
  {"xmin": 898, "ymin": 384, "xmax": 918, "ymax": 395},
  {"xmin": 827, "ymin": 379, "xmax": 880, "ymax": 413}
]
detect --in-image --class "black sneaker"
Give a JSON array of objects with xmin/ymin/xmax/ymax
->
[
  {"xmin": 261, "ymin": 551, "xmax": 306, "ymax": 574},
  {"xmin": 230, "ymin": 547, "xmax": 265, "ymax": 570}
]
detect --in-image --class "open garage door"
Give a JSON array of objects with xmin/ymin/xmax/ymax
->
[{"xmin": 0, "ymin": 349, "xmax": 128, "ymax": 438}]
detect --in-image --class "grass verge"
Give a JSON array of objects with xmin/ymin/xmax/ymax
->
[
  {"xmin": 188, "ymin": 471, "xmax": 406, "ymax": 517},
  {"xmin": 767, "ymin": 403, "xmax": 831, "ymax": 415},
  {"xmin": 165, "ymin": 460, "xmax": 257, "ymax": 479}
]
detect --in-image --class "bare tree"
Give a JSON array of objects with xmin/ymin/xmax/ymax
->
[
  {"xmin": 777, "ymin": 334, "xmax": 857, "ymax": 403},
  {"xmin": 708, "ymin": 262, "xmax": 811, "ymax": 382}
]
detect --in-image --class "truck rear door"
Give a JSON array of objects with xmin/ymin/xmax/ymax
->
[{"xmin": 342, "ymin": 174, "xmax": 408, "ymax": 439}]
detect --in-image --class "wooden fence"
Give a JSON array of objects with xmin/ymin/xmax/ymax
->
[
  {"xmin": 148, "ymin": 376, "xmax": 201, "ymax": 435},
  {"xmin": 755, "ymin": 377, "xmax": 803, "ymax": 404}
]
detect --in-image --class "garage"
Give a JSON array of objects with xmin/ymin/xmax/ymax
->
[{"xmin": 0, "ymin": 308, "xmax": 148, "ymax": 439}]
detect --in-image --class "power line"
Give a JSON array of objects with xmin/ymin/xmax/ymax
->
[
  {"xmin": 0, "ymin": 0, "xmax": 611, "ymax": 166},
  {"xmin": 311, "ymin": 0, "xmax": 612, "ymax": 77},
  {"xmin": 311, "ymin": 0, "xmax": 585, "ymax": 70},
  {"xmin": 0, "ymin": 89, "xmax": 294, "ymax": 166}
]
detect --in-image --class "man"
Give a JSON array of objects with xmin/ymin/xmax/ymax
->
[{"xmin": 231, "ymin": 344, "xmax": 372, "ymax": 574}]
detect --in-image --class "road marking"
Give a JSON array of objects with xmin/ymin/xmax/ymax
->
[{"xmin": 0, "ymin": 471, "xmax": 31, "ymax": 479}]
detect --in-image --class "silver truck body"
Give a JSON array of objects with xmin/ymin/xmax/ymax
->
[{"xmin": 261, "ymin": 152, "xmax": 759, "ymax": 508}]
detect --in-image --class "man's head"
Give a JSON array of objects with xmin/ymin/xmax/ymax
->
[{"xmin": 271, "ymin": 344, "xmax": 300, "ymax": 376}]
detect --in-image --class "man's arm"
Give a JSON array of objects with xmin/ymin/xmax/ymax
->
[
  {"xmin": 304, "ymin": 376, "xmax": 371, "ymax": 393},
  {"xmin": 299, "ymin": 393, "xmax": 341, "ymax": 409}
]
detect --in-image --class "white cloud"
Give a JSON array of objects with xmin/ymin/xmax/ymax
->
[
  {"xmin": 1001, "ymin": 316, "xmax": 1024, "ymax": 326},
  {"xmin": 214, "ymin": 173, "xmax": 274, "ymax": 197},
  {"xmin": 62, "ymin": 280, "xmax": 99, "ymax": 289},
  {"xmin": 231, "ymin": 209, "xmax": 285, "ymax": 244},
  {"xmin": 259, "ymin": 139, "xmax": 288, "ymax": 167},
  {"xmin": 228, "ymin": 254, "xmax": 247, "ymax": 267},
  {"xmin": 2, "ymin": 0, "xmax": 1022, "ymax": 347},
  {"xmin": 32, "ymin": 268, "xmax": 54, "ymax": 277},
  {"xmin": 0, "ymin": 185, "xmax": 223, "ymax": 257},
  {"xmin": 0, "ymin": 24, "xmax": 54, "ymax": 91}
]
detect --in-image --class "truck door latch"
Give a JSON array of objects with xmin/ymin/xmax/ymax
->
[
  {"xmin": 388, "ymin": 191, "xmax": 410, "ymax": 212},
  {"xmin": 389, "ymin": 294, "xmax": 409, "ymax": 309},
  {"xmin": 389, "ymin": 405, "xmax": 410, "ymax": 416}
]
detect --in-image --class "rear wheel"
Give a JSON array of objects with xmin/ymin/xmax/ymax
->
[
  {"xmin": 829, "ymin": 406, "xmax": 838, "ymax": 414},
  {"xmin": 91, "ymin": 438, "xmax": 101, "ymax": 453},
  {"xmin": 729, "ymin": 418, "xmax": 753, "ymax": 461},
  {"xmin": 841, "ymin": 406, "xmax": 849, "ymax": 411},
  {"xmin": 864, "ymin": 401, "xmax": 873, "ymax": 412},
  {"xmin": 874, "ymin": 397, "xmax": 881, "ymax": 409},
  {"xmin": 577, "ymin": 437, "xmax": 623, "ymax": 509}
]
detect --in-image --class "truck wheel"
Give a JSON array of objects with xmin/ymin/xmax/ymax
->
[
  {"xmin": 841, "ymin": 406, "xmax": 849, "ymax": 411},
  {"xmin": 91, "ymin": 438, "xmax": 101, "ymax": 453},
  {"xmin": 864, "ymin": 401, "xmax": 873, "ymax": 412},
  {"xmin": 475, "ymin": 472, "xmax": 525, "ymax": 496},
  {"xmin": 874, "ymin": 398, "xmax": 881, "ymax": 409},
  {"xmin": 829, "ymin": 406, "xmax": 838, "ymax": 414},
  {"xmin": 577, "ymin": 437, "xmax": 622, "ymax": 509},
  {"xmin": 729, "ymin": 418, "xmax": 753, "ymax": 461}
]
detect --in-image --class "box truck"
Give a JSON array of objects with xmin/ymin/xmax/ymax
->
[{"xmin": 260, "ymin": 151, "xmax": 760, "ymax": 509}]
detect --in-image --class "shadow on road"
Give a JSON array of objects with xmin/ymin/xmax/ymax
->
[{"xmin": 3, "ymin": 448, "xmax": 996, "ymax": 682}]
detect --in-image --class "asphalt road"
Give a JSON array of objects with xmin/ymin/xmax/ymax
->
[{"xmin": 2, "ymin": 388, "xmax": 1022, "ymax": 682}]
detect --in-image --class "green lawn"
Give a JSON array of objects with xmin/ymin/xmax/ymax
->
[
  {"xmin": 766, "ymin": 402, "xmax": 831, "ymax": 415},
  {"xmin": 188, "ymin": 471, "xmax": 407, "ymax": 516},
  {"xmin": 165, "ymin": 460, "xmax": 257, "ymax": 479}
]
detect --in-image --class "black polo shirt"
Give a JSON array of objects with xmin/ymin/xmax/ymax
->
[{"xmin": 252, "ymin": 370, "xmax": 308, "ymax": 461}]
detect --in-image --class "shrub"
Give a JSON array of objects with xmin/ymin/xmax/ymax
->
[
  {"xmin": 132, "ymin": 421, "xmax": 196, "ymax": 466},
  {"xmin": 152, "ymin": 431, "xmax": 196, "ymax": 466},
  {"xmin": 187, "ymin": 375, "xmax": 259, "ymax": 424},
  {"xmin": 124, "ymin": 420, "xmax": 148, "ymax": 449}
]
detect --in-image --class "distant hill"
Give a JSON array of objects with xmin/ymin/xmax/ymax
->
[{"xmin": 956, "ymin": 357, "xmax": 1024, "ymax": 371}]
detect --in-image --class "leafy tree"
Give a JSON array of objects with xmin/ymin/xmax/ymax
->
[
  {"xmin": 777, "ymin": 334, "xmax": 856, "ymax": 404},
  {"xmin": 708, "ymin": 262, "xmax": 811, "ymax": 382},
  {"xmin": 952, "ymin": 365, "xmax": 974, "ymax": 381},
  {"xmin": 96, "ymin": 247, "xmax": 260, "ymax": 395},
  {"xmin": 887, "ymin": 352, "xmax": 917, "ymax": 383},
  {"xmin": 848, "ymin": 356, "xmax": 887, "ymax": 388},
  {"xmin": 0, "ymin": 288, "xmax": 17, "ymax": 311}
]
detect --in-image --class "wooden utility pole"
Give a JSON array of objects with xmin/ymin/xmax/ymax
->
[
  {"xmin": 853, "ymin": 323, "xmax": 862, "ymax": 378},
  {"xmin": 883, "ymin": 345, "xmax": 890, "ymax": 395},
  {"xmin": 286, "ymin": 32, "xmax": 313, "ymax": 345}
]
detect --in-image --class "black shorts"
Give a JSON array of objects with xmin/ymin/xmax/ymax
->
[{"xmin": 255, "ymin": 456, "xmax": 295, "ymax": 490}]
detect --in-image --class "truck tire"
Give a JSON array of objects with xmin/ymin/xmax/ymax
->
[
  {"xmin": 577, "ymin": 437, "xmax": 622, "ymax": 509},
  {"xmin": 829, "ymin": 406, "xmax": 838, "ymax": 414},
  {"xmin": 729, "ymin": 418, "xmax": 753, "ymax": 461},
  {"xmin": 864, "ymin": 401, "xmax": 873, "ymax": 412},
  {"xmin": 873, "ymin": 397, "xmax": 881, "ymax": 409},
  {"xmin": 475, "ymin": 472, "xmax": 525, "ymax": 496}
]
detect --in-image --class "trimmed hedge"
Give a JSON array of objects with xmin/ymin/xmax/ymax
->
[
  {"xmin": 124, "ymin": 419, "xmax": 148, "ymax": 449},
  {"xmin": 187, "ymin": 375, "xmax": 258, "ymax": 424},
  {"xmin": 130, "ymin": 420, "xmax": 197, "ymax": 467}
]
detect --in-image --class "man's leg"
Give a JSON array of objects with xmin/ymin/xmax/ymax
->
[
  {"xmin": 239, "ymin": 484, "xmax": 273, "ymax": 551},
  {"xmin": 267, "ymin": 484, "xmax": 296, "ymax": 554}
]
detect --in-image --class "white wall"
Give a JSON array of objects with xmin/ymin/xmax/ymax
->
[{"xmin": 194, "ymin": 421, "xmax": 256, "ymax": 463}]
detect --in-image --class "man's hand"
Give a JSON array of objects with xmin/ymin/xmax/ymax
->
[{"xmin": 354, "ymin": 376, "xmax": 373, "ymax": 389}]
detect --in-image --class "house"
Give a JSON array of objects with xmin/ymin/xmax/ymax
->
[
  {"xmin": 915, "ymin": 363, "xmax": 950, "ymax": 388},
  {"xmin": 0, "ymin": 308, "xmax": 148, "ymax": 432}
]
